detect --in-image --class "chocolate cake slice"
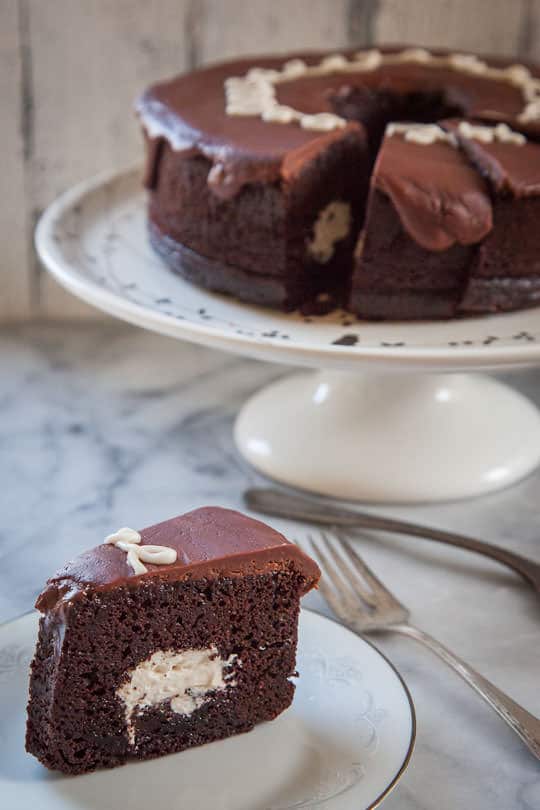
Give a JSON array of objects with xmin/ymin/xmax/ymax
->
[
  {"xmin": 445, "ymin": 120, "xmax": 540, "ymax": 314},
  {"xmin": 26, "ymin": 507, "xmax": 319, "ymax": 774},
  {"xmin": 350, "ymin": 124, "xmax": 493, "ymax": 319}
]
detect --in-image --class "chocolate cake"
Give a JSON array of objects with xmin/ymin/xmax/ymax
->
[
  {"xmin": 26, "ymin": 507, "xmax": 319, "ymax": 774},
  {"xmin": 137, "ymin": 46, "xmax": 540, "ymax": 320}
]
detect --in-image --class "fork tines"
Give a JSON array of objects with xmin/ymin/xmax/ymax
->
[{"xmin": 302, "ymin": 529, "xmax": 409, "ymax": 631}]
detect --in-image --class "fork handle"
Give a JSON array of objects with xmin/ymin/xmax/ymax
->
[
  {"xmin": 245, "ymin": 487, "xmax": 540, "ymax": 591},
  {"xmin": 390, "ymin": 623, "xmax": 540, "ymax": 760}
]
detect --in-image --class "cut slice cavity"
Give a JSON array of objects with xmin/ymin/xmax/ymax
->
[
  {"xmin": 307, "ymin": 201, "xmax": 352, "ymax": 263},
  {"xmin": 117, "ymin": 647, "xmax": 238, "ymax": 745}
]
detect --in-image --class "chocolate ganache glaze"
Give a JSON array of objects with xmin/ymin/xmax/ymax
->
[
  {"xmin": 371, "ymin": 127, "xmax": 493, "ymax": 251},
  {"xmin": 36, "ymin": 508, "xmax": 320, "ymax": 611},
  {"xmin": 138, "ymin": 46, "xmax": 540, "ymax": 319}
]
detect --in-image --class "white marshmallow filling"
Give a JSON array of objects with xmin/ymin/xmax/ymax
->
[
  {"xmin": 307, "ymin": 201, "xmax": 352, "ymax": 263},
  {"xmin": 117, "ymin": 647, "xmax": 238, "ymax": 745}
]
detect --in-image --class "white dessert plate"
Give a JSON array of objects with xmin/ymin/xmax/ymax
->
[
  {"xmin": 35, "ymin": 167, "xmax": 540, "ymax": 373},
  {"xmin": 0, "ymin": 609, "xmax": 414, "ymax": 810}
]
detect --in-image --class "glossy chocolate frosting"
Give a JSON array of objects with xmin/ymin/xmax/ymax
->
[
  {"xmin": 445, "ymin": 120, "xmax": 540, "ymax": 197},
  {"xmin": 372, "ymin": 132, "xmax": 493, "ymax": 251},
  {"xmin": 137, "ymin": 47, "xmax": 540, "ymax": 200},
  {"xmin": 36, "ymin": 507, "xmax": 320, "ymax": 611}
]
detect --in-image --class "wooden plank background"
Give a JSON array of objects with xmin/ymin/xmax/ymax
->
[{"xmin": 2, "ymin": 0, "xmax": 539, "ymax": 321}]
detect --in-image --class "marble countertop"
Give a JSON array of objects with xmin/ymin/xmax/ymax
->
[{"xmin": 1, "ymin": 322, "xmax": 539, "ymax": 808}]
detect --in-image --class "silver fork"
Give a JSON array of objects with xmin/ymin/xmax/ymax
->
[{"xmin": 305, "ymin": 529, "xmax": 540, "ymax": 761}]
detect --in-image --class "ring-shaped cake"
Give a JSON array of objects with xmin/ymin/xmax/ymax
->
[{"xmin": 137, "ymin": 47, "xmax": 540, "ymax": 320}]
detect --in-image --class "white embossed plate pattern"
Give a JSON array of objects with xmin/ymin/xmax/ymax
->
[{"xmin": 0, "ymin": 609, "xmax": 414, "ymax": 810}]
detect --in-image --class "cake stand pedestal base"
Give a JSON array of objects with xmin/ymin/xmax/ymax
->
[{"xmin": 234, "ymin": 371, "xmax": 540, "ymax": 503}]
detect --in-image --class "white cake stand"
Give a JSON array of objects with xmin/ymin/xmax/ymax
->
[{"xmin": 35, "ymin": 168, "xmax": 540, "ymax": 503}]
